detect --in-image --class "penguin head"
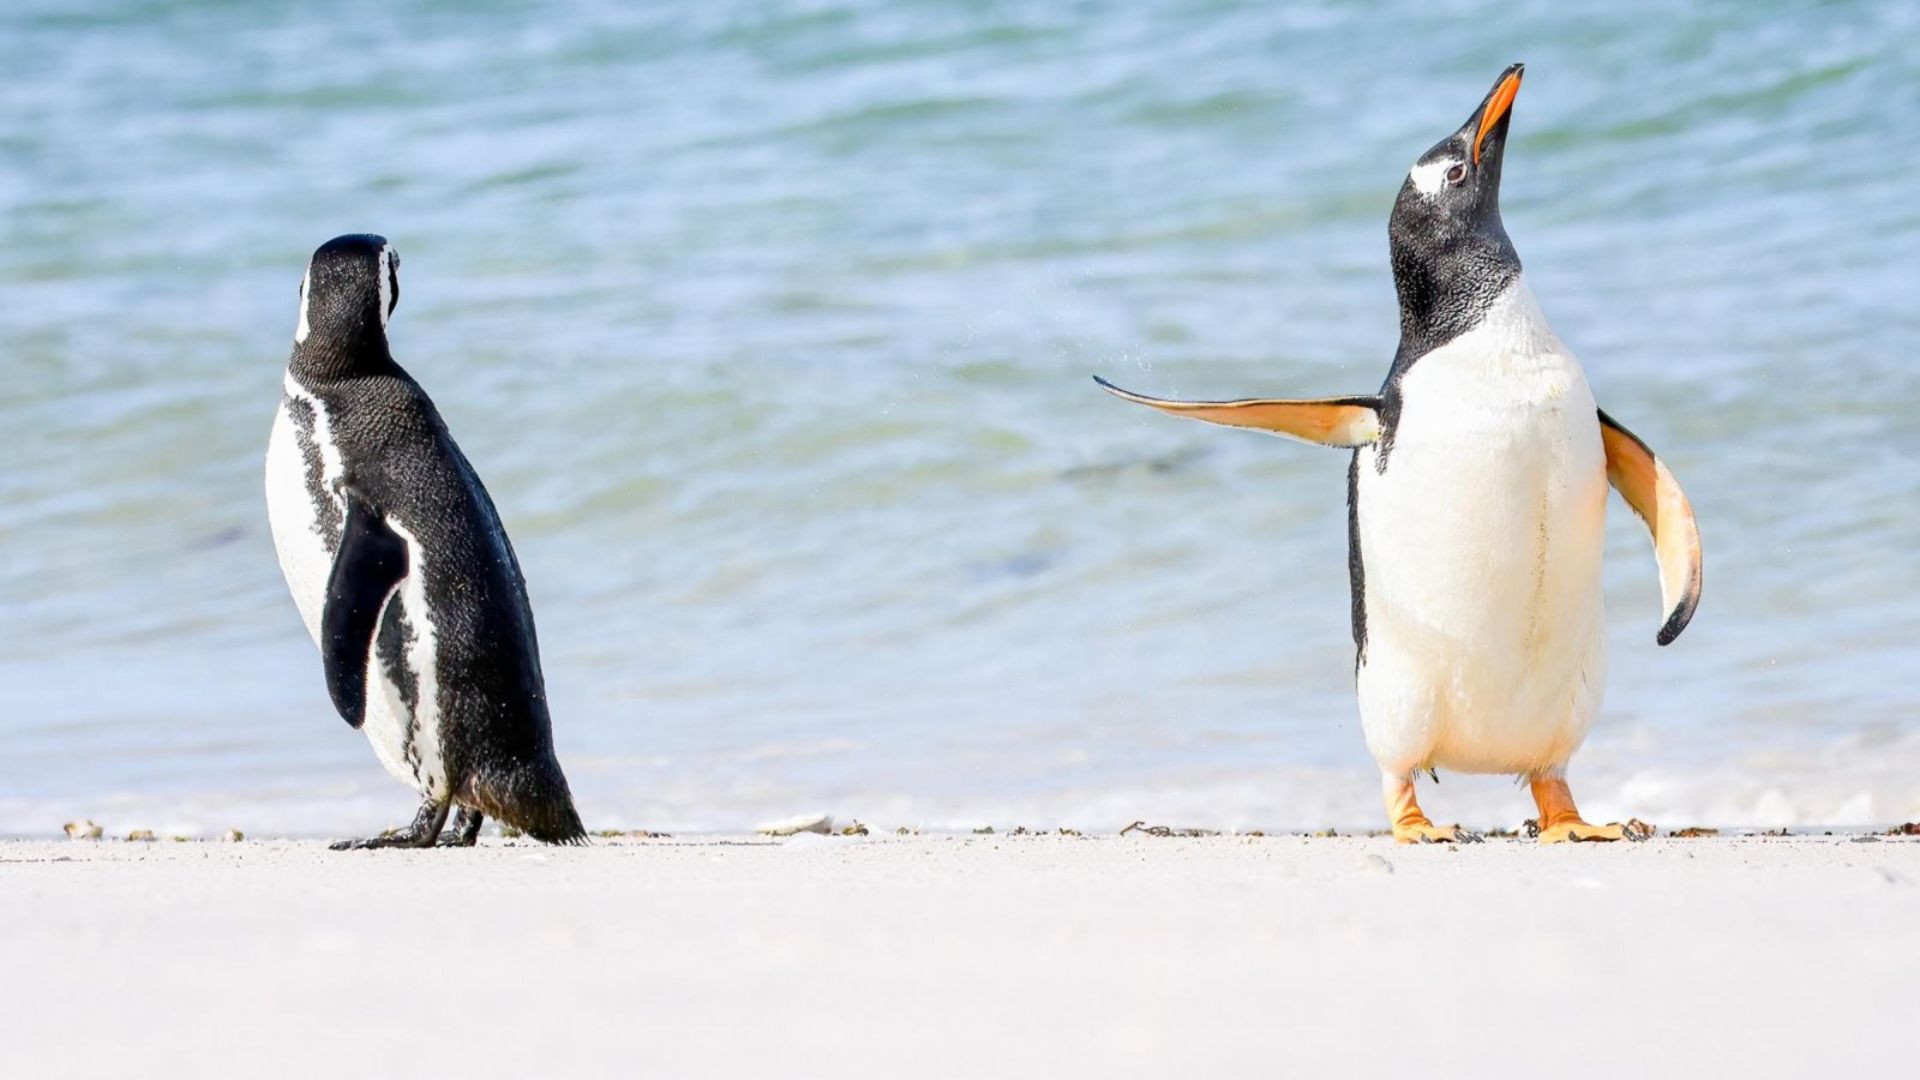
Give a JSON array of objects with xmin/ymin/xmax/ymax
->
[
  {"xmin": 1387, "ymin": 65, "xmax": 1526, "ymax": 353},
  {"xmin": 294, "ymin": 233, "xmax": 400, "ymax": 358},
  {"xmin": 1391, "ymin": 64, "xmax": 1523, "ymax": 254}
]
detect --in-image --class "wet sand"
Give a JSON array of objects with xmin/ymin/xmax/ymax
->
[{"xmin": 2, "ymin": 833, "xmax": 1914, "ymax": 1078}]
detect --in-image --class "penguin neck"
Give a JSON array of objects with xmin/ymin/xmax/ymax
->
[
  {"xmin": 289, "ymin": 327, "xmax": 398, "ymax": 384},
  {"xmin": 1389, "ymin": 222, "xmax": 1522, "ymax": 362}
]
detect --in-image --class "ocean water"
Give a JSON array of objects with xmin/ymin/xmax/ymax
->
[{"xmin": 2, "ymin": 1, "xmax": 1916, "ymax": 836}]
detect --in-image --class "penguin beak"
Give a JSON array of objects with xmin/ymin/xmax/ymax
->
[{"xmin": 1470, "ymin": 63, "xmax": 1524, "ymax": 165}]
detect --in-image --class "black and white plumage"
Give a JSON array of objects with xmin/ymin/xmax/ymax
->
[
  {"xmin": 265, "ymin": 234, "xmax": 585, "ymax": 849},
  {"xmin": 1098, "ymin": 66, "xmax": 1703, "ymax": 843}
]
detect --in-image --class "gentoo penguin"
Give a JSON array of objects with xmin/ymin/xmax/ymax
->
[
  {"xmin": 265, "ymin": 234, "xmax": 586, "ymax": 849},
  {"xmin": 1097, "ymin": 64, "xmax": 1702, "ymax": 843}
]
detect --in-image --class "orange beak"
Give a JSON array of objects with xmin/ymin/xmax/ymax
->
[{"xmin": 1473, "ymin": 68, "xmax": 1523, "ymax": 164}]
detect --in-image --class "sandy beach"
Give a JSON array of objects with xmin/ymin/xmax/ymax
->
[{"xmin": 2, "ymin": 832, "xmax": 1914, "ymax": 1078}]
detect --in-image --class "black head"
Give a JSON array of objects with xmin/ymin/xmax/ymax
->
[
  {"xmin": 1387, "ymin": 64, "xmax": 1526, "ymax": 358},
  {"xmin": 293, "ymin": 233, "xmax": 400, "ymax": 374}
]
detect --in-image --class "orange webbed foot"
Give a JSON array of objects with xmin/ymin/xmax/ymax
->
[
  {"xmin": 1393, "ymin": 821, "xmax": 1483, "ymax": 845},
  {"xmin": 1529, "ymin": 775, "xmax": 1652, "ymax": 844},
  {"xmin": 1535, "ymin": 819, "xmax": 1652, "ymax": 844},
  {"xmin": 1384, "ymin": 774, "xmax": 1481, "ymax": 844}
]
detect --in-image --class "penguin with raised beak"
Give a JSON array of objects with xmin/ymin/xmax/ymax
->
[{"xmin": 1098, "ymin": 65, "xmax": 1702, "ymax": 843}]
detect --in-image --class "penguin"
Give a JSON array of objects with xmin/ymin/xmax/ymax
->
[
  {"xmin": 1096, "ymin": 64, "xmax": 1703, "ymax": 844},
  {"xmin": 265, "ymin": 234, "xmax": 586, "ymax": 849}
]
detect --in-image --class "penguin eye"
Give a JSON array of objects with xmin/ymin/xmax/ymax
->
[{"xmin": 1445, "ymin": 163, "xmax": 1468, "ymax": 186}]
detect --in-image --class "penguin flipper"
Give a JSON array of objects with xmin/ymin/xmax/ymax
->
[
  {"xmin": 1598, "ymin": 410, "xmax": 1702, "ymax": 645},
  {"xmin": 321, "ymin": 490, "xmax": 411, "ymax": 728},
  {"xmin": 1093, "ymin": 376, "xmax": 1380, "ymax": 448}
]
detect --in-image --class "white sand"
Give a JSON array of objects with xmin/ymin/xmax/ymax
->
[{"xmin": 3, "ymin": 833, "xmax": 1914, "ymax": 1078}]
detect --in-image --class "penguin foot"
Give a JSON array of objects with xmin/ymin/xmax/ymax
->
[
  {"xmin": 436, "ymin": 808, "xmax": 484, "ymax": 847},
  {"xmin": 1536, "ymin": 818, "xmax": 1654, "ymax": 845},
  {"xmin": 1392, "ymin": 822, "xmax": 1482, "ymax": 845},
  {"xmin": 1528, "ymin": 775, "xmax": 1652, "ymax": 845},
  {"xmin": 1382, "ymin": 774, "xmax": 1480, "ymax": 844},
  {"xmin": 330, "ymin": 833, "xmax": 431, "ymax": 851},
  {"xmin": 329, "ymin": 800, "xmax": 452, "ymax": 851}
]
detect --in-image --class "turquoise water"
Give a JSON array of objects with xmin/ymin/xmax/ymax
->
[{"xmin": 2, "ymin": 2, "xmax": 1916, "ymax": 835}]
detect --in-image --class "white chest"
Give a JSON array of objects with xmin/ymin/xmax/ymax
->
[
  {"xmin": 1353, "ymin": 279, "xmax": 1610, "ymax": 774},
  {"xmin": 264, "ymin": 375, "xmax": 345, "ymax": 641}
]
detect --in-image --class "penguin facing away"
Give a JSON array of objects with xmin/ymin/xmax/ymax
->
[
  {"xmin": 265, "ymin": 234, "xmax": 586, "ymax": 849},
  {"xmin": 1097, "ymin": 65, "xmax": 1703, "ymax": 843}
]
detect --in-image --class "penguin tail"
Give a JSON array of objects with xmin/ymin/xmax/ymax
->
[
  {"xmin": 515, "ymin": 800, "xmax": 588, "ymax": 846},
  {"xmin": 459, "ymin": 760, "xmax": 589, "ymax": 846}
]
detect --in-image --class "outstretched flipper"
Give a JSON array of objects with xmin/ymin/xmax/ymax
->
[
  {"xmin": 321, "ymin": 488, "xmax": 410, "ymax": 727},
  {"xmin": 1598, "ymin": 410, "xmax": 1703, "ymax": 645},
  {"xmin": 1093, "ymin": 376, "xmax": 1381, "ymax": 448}
]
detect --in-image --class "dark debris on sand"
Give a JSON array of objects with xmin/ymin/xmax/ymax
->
[{"xmin": 1119, "ymin": 821, "xmax": 1221, "ymax": 838}]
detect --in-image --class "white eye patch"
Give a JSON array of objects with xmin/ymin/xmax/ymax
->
[
  {"xmin": 295, "ymin": 269, "xmax": 311, "ymax": 344},
  {"xmin": 1408, "ymin": 157, "xmax": 1459, "ymax": 195}
]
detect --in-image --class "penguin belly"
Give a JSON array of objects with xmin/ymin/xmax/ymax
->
[
  {"xmin": 264, "ymin": 388, "xmax": 336, "ymax": 633},
  {"xmin": 1353, "ymin": 289, "xmax": 1608, "ymax": 777},
  {"xmin": 265, "ymin": 383, "xmax": 448, "ymax": 799}
]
